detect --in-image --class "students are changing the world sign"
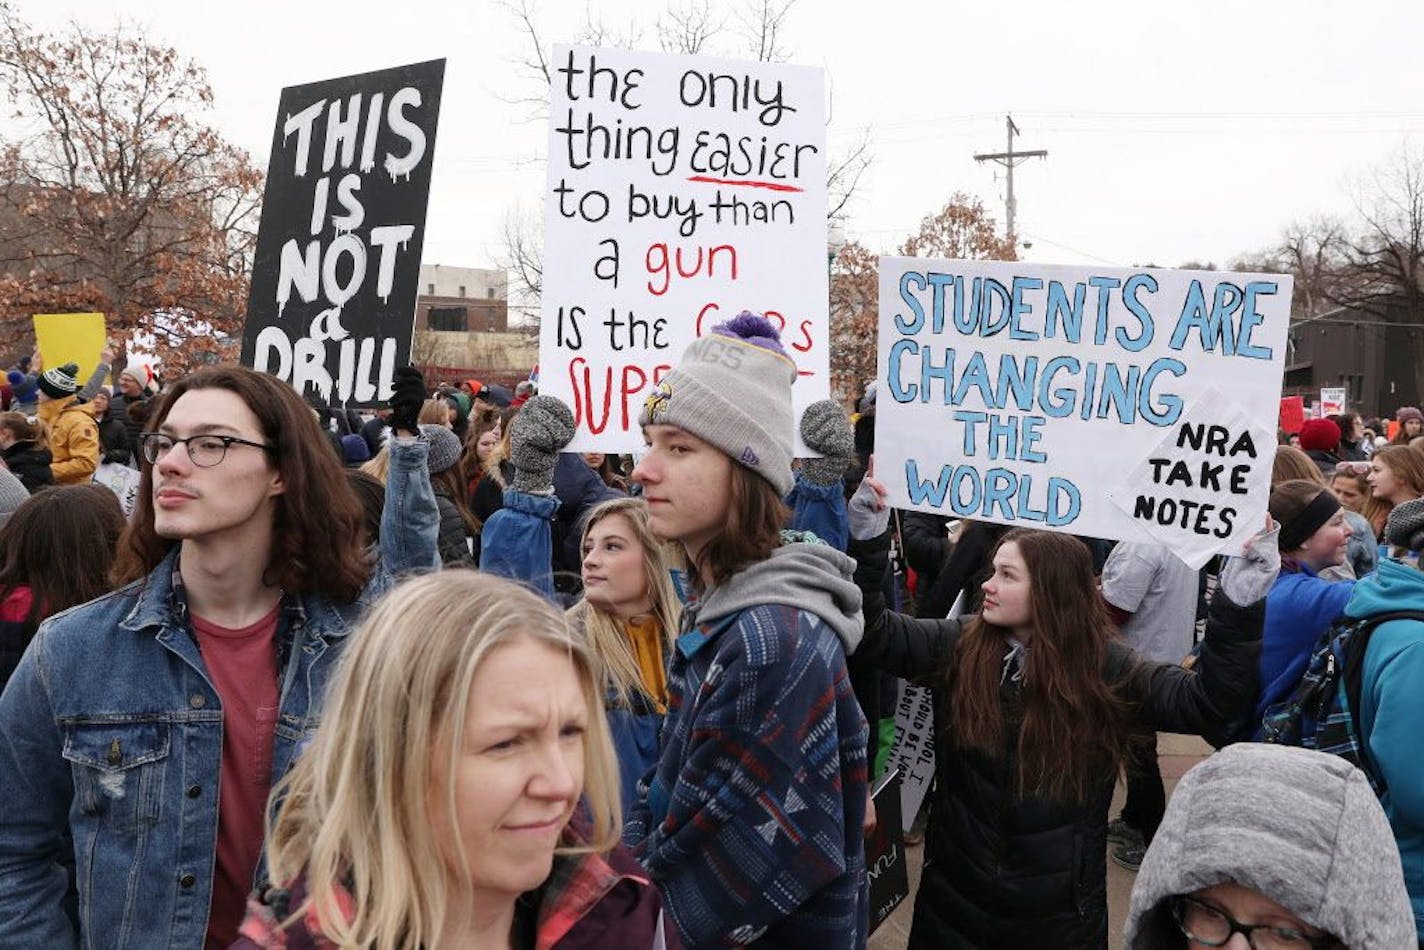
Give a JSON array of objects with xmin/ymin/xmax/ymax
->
[
  {"xmin": 875, "ymin": 259, "xmax": 1292, "ymax": 568},
  {"xmin": 242, "ymin": 60, "xmax": 445, "ymax": 406},
  {"xmin": 539, "ymin": 44, "xmax": 828, "ymax": 452}
]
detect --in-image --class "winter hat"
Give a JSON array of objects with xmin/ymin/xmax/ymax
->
[
  {"xmin": 1396, "ymin": 406, "xmax": 1423, "ymax": 425},
  {"xmin": 639, "ymin": 312, "xmax": 797, "ymax": 495},
  {"xmin": 1384, "ymin": 496, "xmax": 1424, "ymax": 552},
  {"xmin": 1297, "ymin": 417, "xmax": 1341, "ymax": 453},
  {"xmin": 446, "ymin": 391, "xmax": 472, "ymax": 425},
  {"xmin": 119, "ymin": 363, "xmax": 157, "ymax": 395},
  {"xmin": 38, "ymin": 362, "xmax": 80, "ymax": 400},
  {"xmin": 1125, "ymin": 743, "xmax": 1416, "ymax": 950},
  {"xmin": 7, "ymin": 371, "xmax": 36, "ymax": 406},
  {"xmin": 340, "ymin": 433, "xmax": 371, "ymax": 466},
  {"xmin": 0, "ymin": 466, "xmax": 28, "ymax": 527},
  {"xmin": 418, "ymin": 424, "xmax": 462, "ymax": 475}
]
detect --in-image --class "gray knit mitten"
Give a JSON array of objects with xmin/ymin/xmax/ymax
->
[
  {"xmin": 1218, "ymin": 522, "xmax": 1282, "ymax": 606},
  {"xmin": 799, "ymin": 400, "xmax": 856, "ymax": 485},
  {"xmin": 510, "ymin": 396, "xmax": 575, "ymax": 494}
]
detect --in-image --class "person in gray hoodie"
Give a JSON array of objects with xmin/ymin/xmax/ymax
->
[
  {"xmin": 622, "ymin": 312, "xmax": 869, "ymax": 949},
  {"xmin": 1125, "ymin": 743, "xmax": 1415, "ymax": 949}
]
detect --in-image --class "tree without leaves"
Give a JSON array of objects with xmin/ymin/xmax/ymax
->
[{"xmin": 0, "ymin": 4, "xmax": 262, "ymax": 376}]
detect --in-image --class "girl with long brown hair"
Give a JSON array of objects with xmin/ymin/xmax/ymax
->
[
  {"xmin": 1363, "ymin": 444, "xmax": 1424, "ymax": 542},
  {"xmin": 846, "ymin": 472, "xmax": 1275, "ymax": 949},
  {"xmin": 0, "ymin": 485, "xmax": 125, "ymax": 690}
]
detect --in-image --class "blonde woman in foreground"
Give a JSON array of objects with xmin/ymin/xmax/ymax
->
[{"xmin": 232, "ymin": 570, "xmax": 675, "ymax": 949}]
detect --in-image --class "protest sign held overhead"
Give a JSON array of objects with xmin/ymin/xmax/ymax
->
[
  {"xmin": 1320, "ymin": 386, "xmax": 1347, "ymax": 416},
  {"xmin": 33, "ymin": 313, "xmax": 107, "ymax": 384},
  {"xmin": 876, "ymin": 258, "xmax": 1292, "ymax": 566},
  {"xmin": 540, "ymin": 45, "xmax": 828, "ymax": 452},
  {"xmin": 242, "ymin": 59, "xmax": 445, "ymax": 406}
]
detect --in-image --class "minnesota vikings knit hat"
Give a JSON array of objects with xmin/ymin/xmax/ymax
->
[
  {"xmin": 38, "ymin": 362, "xmax": 80, "ymax": 399},
  {"xmin": 639, "ymin": 312, "xmax": 797, "ymax": 495}
]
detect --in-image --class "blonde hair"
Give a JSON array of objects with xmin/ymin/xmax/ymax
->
[
  {"xmin": 1272, "ymin": 445, "xmax": 1327, "ymax": 488},
  {"xmin": 567, "ymin": 497, "xmax": 682, "ymax": 708},
  {"xmin": 264, "ymin": 571, "xmax": 621, "ymax": 949},
  {"xmin": 417, "ymin": 399, "xmax": 449, "ymax": 427},
  {"xmin": 359, "ymin": 445, "xmax": 390, "ymax": 485}
]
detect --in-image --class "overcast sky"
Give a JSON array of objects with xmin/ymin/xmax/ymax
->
[{"xmin": 22, "ymin": 0, "xmax": 1424, "ymax": 273}]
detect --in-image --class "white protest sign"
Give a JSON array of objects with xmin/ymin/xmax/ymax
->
[
  {"xmin": 1106, "ymin": 388, "xmax": 1277, "ymax": 567},
  {"xmin": 541, "ymin": 45, "xmax": 828, "ymax": 452},
  {"xmin": 1320, "ymin": 387, "xmax": 1346, "ymax": 416},
  {"xmin": 93, "ymin": 463, "xmax": 141, "ymax": 517},
  {"xmin": 884, "ymin": 682, "xmax": 936, "ymax": 834},
  {"xmin": 876, "ymin": 258, "xmax": 1292, "ymax": 562}
]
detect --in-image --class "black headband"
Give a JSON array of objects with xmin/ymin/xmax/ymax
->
[{"xmin": 1278, "ymin": 490, "xmax": 1341, "ymax": 551}]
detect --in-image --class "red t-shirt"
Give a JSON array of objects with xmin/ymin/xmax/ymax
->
[{"xmin": 192, "ymin": 602, "xmax": 281, "ymax": 950}]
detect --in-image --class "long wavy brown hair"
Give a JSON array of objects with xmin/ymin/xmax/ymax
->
[
  {"xmin": 112, "ymin": 367, "xmax": 370, "ymax": 602},
  {"xmin": 947, "ymin": 528, "xmax": 1131, "ymax": 804},
  {"xmin": 0, "ymin": 485, "xmax": 125, "ymax": 637}
]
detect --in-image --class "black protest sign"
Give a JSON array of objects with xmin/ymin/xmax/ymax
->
[
  {"xmin": 867, "ymin": 769, "xmax": 910, "ymax": 934},
  {"xmin": 242, "ymin": 59, "xmax": 445, "ymax": 406}
]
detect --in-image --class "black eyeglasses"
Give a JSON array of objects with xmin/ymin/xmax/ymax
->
[
  {"xmin": 1171, "ymin": 895, "xmax": 1338, "ymax": 949},
  {"xmin": 138, "ymin": 432, "xmax": 274, "ymax": 468}
]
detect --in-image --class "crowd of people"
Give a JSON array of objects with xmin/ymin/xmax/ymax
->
[{"xmin": 0, "ymin": 321, "xmax": 1422, "ymax": 949}]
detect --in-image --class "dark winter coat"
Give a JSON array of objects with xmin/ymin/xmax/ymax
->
[
  {"xmin": 1, "ymin": 442, "xmax": 54, "ymax": 493},
  {"xmin": 107, "ymin": 391, "xmax": 150, "ymax": 447},
  {"xmin": 848, "ymin": 531, "xmax": 1263, "ymax": 949},
  {"xmin": 432, "ymin": 483, "xmax": 474, "ymax": 567},
  {"xmin": 93, "ymin": 412, "xmax": 133, "ymax": 466},
  {"xmin": 900, "ymin": 510, "xmax": 951, "ymax": 583}
]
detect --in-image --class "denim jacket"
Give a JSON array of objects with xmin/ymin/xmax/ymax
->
[{"xmin": 0, "ymin": 437, "xmax": 439, "ymax": 950}]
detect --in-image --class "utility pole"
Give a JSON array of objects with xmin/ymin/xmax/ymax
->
[{"xmin": 974, "ymin": 114, "xmax": 1047, "ymax": 250}]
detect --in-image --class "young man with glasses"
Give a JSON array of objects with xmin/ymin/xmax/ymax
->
[{"xmin": 0, "ymin": 365, "xmax": 439, "ymax": 949}]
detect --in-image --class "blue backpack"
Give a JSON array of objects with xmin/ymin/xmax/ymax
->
[{"xmin": 1259, "ymin": 609, "xmax": 1424, "ymax": 793}]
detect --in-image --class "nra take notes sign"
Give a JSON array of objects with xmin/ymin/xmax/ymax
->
[{"xmin": 875, "ymin": 259, "xmax": 1291, "ymax": 568}]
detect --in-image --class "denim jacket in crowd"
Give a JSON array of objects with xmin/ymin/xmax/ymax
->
[{"xmin": 0, "ymin": 437, "xmax": 439, "ymax": 950}]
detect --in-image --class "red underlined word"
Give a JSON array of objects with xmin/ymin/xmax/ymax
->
[{"xmin": 686, "ymin": 175, "xmax": 804, "ymax": 193}]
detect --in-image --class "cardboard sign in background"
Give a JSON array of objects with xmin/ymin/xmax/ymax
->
[
  {"xmin": 540, "ymin": 45, "xmax": 828, "ymax": 452},
  {"xmin": 1320, "ymin": 387, "xmax": 1347, "ymax": 417},
  {"xmin": 876, "ymin": 258, "xmax": 1291, "ymax": 563},
  {"xmin": 242, "ymin": 59, "xmax": 445, "ymax": 406},
  {"xmin": 1279, "ymin": 395, "xmax": 1306, "ymax": 434},
  {"xmin": 33, "ymin": 313, "xmax": 107, "ymax": 386}
]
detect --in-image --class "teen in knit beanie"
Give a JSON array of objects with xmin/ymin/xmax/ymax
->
[
  {"xmin": 638, "ymin": 311, "xmax": 797, "ymax": 494},
  {"xmin": 37, "ymin": 363, "xmax": 80, "ymax": 400}
]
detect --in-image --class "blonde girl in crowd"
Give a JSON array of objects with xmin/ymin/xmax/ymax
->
[
  {"xmin": 233, "ymin": 571, "xmax": 673, "ymax": 949},
  {"xmin": 568, "ymin": 497, "xmax": 682, "ymax": 815}
]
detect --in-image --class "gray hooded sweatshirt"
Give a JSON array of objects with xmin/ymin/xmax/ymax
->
[
  {"xmin": 1125, "ymin": 742, "xmax": 1415, "ymax": 949},
  {"xmin": 685, "ymin": 538, "xmax": 864, "ymax": 654}
]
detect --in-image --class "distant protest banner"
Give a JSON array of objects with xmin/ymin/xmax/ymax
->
[
  {"xmin": 1320, "ymin": 387, "xmax": 1347, "ymax": 416},
  {"xmin": 33, "ymin": 313, "xmax": 107, "ymax": 384},
  {"xmin": 242, "ymin": 60, "xmax": 445, "ymax": 406},
  {"xmin": 1279, "ymin": 395, "xmax": 1306, "ymax": 434},
  {"xmin": 540, "ymin": 45, "xmax": 828, "ymax": 452},
  {"xmin": 876, "ymin": 259, "xmax": 1292, "ymax": 568}
]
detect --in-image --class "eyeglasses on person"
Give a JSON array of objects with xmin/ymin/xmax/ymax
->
[
  {"xmin": 138, "ymin": 432, "xmax": 274, "ymax": 467},
  {"xmin": 1171, "ymin": 895, "xmax": 1338, "ymax": 949}
]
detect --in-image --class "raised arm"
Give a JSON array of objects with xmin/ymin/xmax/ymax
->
[
  {"xmin": 376, "ymin": 367, "xmax": 440, "ymax": 579},
  {"xmin": 1125, "ymin": 530, "xmax": 1276, "ymax": 736}
]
